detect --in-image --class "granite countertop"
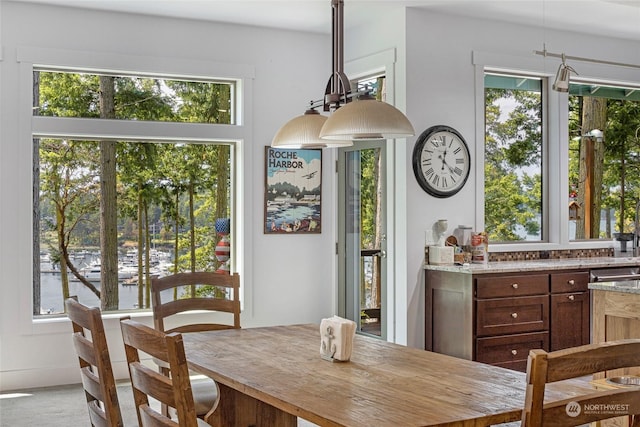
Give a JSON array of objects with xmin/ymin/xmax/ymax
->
[
  {"xmin": 589, "ymin": 280, "xmax": 640, "ymax": 294},
  {"xmin": 424, "ymin": 256, "xmax": 640, "ymax": 275}
]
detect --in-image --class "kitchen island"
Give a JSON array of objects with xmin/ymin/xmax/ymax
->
[
  {"xmin": 589, "ymin": 280, "xmax": 640, "ymax": 427},
  {"xmin": 590, "ymin": 279, "xmax": 640, "ymax": 364}
]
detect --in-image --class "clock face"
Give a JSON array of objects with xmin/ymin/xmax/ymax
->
[{"xmin": 412, "ymin": 125, "xmax": 470, "ymax": 198}]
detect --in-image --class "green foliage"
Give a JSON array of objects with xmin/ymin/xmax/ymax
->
[
  {"xmin": 36, "ymin": 72, "xmax": 232, "ymax": 124},
  {"xmin": 484, "ymin": 163, "xmax": 539, "ymax": 241},
  {"xmin": 568, "ymin": 95, "xmax": 640, "ymax": 235},
  {"xmin": 38, "ymin": 72, "xmax": 100, "ymax": 117},
  {"xmin": 360, "ymin": 148, "xmax": 380, "ymax": 249},
  {"xmin": 113, "ymin": 78, "xmax": 175, "ymax": 120},
  {"xmin": 166, "ymin": 80, "xmax": 232, "ymax": 124},
  {"xmin": 602, "ymin": 99, "xmax": 640, "ymax": 232},
  {"xmin": 484, "ymin": 87, "xmax": 542, "ymax": 242},
  {"xmin": 39, "ymin": 138, "xmax": 101, "ymax": 246}
]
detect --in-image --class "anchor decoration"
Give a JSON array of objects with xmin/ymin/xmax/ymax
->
[
  {"xmin": 321, "ymin": 325, "xmax": 337, "ymax": 361},
  {"xmin": 319, "ymin": 316, "xmax": 356, "ymax": 362}
]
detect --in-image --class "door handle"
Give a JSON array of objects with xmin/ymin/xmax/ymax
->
[{"xmin": 375, "ymin": 250, "xmax": 387, "ymax": 258}]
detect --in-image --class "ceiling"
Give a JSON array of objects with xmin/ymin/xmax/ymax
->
[{"xmin": 11, "ymin": 0, "xmax": 640, "ymax": 42}]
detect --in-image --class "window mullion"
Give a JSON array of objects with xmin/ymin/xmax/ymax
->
[{"xmin": 32, "ymin": 116, "xmax": 244, "ymax": 142}]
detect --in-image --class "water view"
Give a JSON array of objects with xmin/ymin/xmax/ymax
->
[
  {"xmin": 38, "ymin": 250, "xmax": 172, "ymax": 314},
  {"xmin": 40, "ymin": 270, "xmax": 143, "ymax": 314}
]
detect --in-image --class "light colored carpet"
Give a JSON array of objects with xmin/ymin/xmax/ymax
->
[
  {"xmin": 0, "ymin": 381, "xmax": 317, "ymax": 426},
  {"xmin": 0, "ymin": 382, "xmax": 138, "ymax": 427}
]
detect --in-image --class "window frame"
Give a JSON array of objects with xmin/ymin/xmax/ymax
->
[
  {"xmin": 475, "ymin": 50, "xmax": 640, "ymax": 253},
  {"xmin": 483, "ymin": 71, "xmax": 548, "ymax": 244},
  {"xmin": 473, "ymin": 50, "xmax": 595, "ymax": 252},
  {"xmin": 35, "ymin": 68, "xmax": 238, "ymax": 125},
  {"xmin": 16, "ymin": 47, "xmax": 254, "ymax": 332}
]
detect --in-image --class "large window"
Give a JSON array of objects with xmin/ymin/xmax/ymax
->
[
  {"xmin": 484, "ymin": 73, "xmax": 544, "ymax": 242},
  {"xmin": 568, "ymin": 81, "xmax": 640, "ymax": 243},
  {"xmin": 34, "ymin": 70, "xmax": 237, "ymax": 316}
]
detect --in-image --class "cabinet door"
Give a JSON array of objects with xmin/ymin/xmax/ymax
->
[{"xmin": 550, "ymin": 291, "xmax": 590, "ymax": 351}]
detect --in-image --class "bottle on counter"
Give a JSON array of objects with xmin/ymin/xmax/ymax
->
[{"xmin": 471, "ymin": 231, "xmax": 488, "ymax": 264}]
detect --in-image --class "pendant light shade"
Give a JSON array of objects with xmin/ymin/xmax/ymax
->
[
  {"xmin": 271, "ymin": 108, "xmax": 352, "ymax": 148},
  {"xmin": 320, "ymin": 94, "xmax": 415, "ymax": 141},
  {"xmin": 552, "ymin": 63, "xmax": 571, "ymax": 92},
  {"xmin": 551, "ymin": 54, "xmax": 577, "ymax": 92}
]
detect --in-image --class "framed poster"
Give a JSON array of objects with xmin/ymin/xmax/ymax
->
[{"xmin": 265, "ymin": 147, "xmax": 322, "ymax": 234}]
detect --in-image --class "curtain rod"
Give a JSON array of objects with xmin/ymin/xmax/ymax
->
[{"xmin": 534, "ymin": 48, "xmax": 640, "ymax": 70}]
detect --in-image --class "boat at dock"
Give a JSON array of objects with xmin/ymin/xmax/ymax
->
[{"xmin": 70, "ymin": 261, "xmax": 135, "ymax": 282}]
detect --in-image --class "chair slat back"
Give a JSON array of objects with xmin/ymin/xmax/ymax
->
[
  {"xmin": 151, "ymin": 272, "xmax": 240, "ymax": 334},
  {"xmin": 522, "ymin": 339, "xmax": 640, "ymax": 427},
  {"xmin": 120, "ymin": 318, "xmax": 200, "ymax": 427},
  {"xmin": 65, "ymin": 298, "xmax": 124, "ymax": 427}
]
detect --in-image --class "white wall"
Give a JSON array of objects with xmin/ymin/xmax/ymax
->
[
  {"xmin": 344, "ymin": 8, "xmax": 411, "ymax": 344},
  {"xmin": 0, "ymin": 2, "xmax": 336, "ymax": 390},
  {"xmin": 402, "ymin": 9, "xmax": 640, "ymax": 347}
]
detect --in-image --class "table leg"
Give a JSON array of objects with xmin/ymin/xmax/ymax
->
[{"xmin": 204, "ymin": 383, "xmax": 297, "ymax": 427}]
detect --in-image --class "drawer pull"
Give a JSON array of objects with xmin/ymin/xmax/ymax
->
[
  {"xmin": 511, "ymin": 312, "xmax": 518, "ymax": 319},
  {"xmin": 568, "ymin": 295, "xmax": 575, "ymax": 301},
  {"xmin": 512, "ymin": 283, "xmax": 519, "ymax": 289},
  {"xmin": 568, "ymin": 279, "xmax": 575, "ymax": 285},
  {"xmin": 511, "ymin": 349, "xmax": 517, "ymax": 356}
]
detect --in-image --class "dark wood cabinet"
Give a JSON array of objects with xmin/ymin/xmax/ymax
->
[
  {"xmin": 475, "ymin": 274, "xmax": 549, "ymax": 298},
  {"xmin": 476, "ymin": 331, "xmax": 549, "ymax": 371},
  {"xmin": 425, "ymin": 268, "xmax": 591, "ymax": 373},
  {"xmin": 549, "ymin": 271, "xmax": 590, "ymax": 351},
  {"xmin": 476, "ymin": 295, "xmax": 549, "ymax": 337},
  {"xmin": 474, "ymin": 272, "xmax": 551, "ymax": 371}
]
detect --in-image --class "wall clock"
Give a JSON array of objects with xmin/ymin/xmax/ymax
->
[{"xmin": 412, "ymin": 125, "xmax": 470, "ymax": 198}]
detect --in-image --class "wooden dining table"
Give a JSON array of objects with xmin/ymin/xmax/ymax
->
[{"xmin": 182, "ymin": 323, "xmax": 592, "ymax": 427}]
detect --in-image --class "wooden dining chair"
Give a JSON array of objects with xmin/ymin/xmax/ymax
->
[
  {"xmin": 120, "ymin": 318, "xmax": 213, "ymax": 427},
  {"xmin": 151, "ymin": 272, "xmax": 240, "ymax": 334},
  {"xmin": 150, "ymin": 272, "xmax": 240, "ymax": 418},
  {"xmin": 521, "ymin": 339, "xmax": 640, "ymax": 427},
  {"xmin": 65, "ymin": 297, "xmax": 124, "ymax": 427}
]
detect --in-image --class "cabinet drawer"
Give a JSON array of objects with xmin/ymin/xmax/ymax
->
[
  {"xmin": 476, "ymin": 274, "xmax": 549, "ymax": 298},
  {"xmin": 550, "ymin": 271, "xmax": 589, "ymax": 293},
  {"xmin": 476, "ymin": 332, "xmax": 549, "ymax": 372},
  {"xmin": 476, "ymin": 295, "xmax": 549, "ymax": 336}
]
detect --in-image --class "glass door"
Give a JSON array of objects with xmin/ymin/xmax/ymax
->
[{"xmin": 338, "ymin": 140, "xmax": 387, "ymax": 338}]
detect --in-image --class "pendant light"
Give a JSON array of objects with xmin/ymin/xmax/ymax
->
[
  {"xmin": 271, "ymin": 0, "xmax": 414, "ymax": 148},
  {"xmin": 320, "ymin": 92, "xmax": 415, "ymax": 141},
  {"xmin": 271, "ymin": 105, "xmax": 352, "ymax": 149},
  {"xmin": 551, "ymin": 54, "xmax": 577, "ymax": 92}
]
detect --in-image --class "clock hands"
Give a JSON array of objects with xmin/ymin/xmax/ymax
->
[{"xmin": 438, "ymin": 154, "xmax": 456, "ymax": 175}]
